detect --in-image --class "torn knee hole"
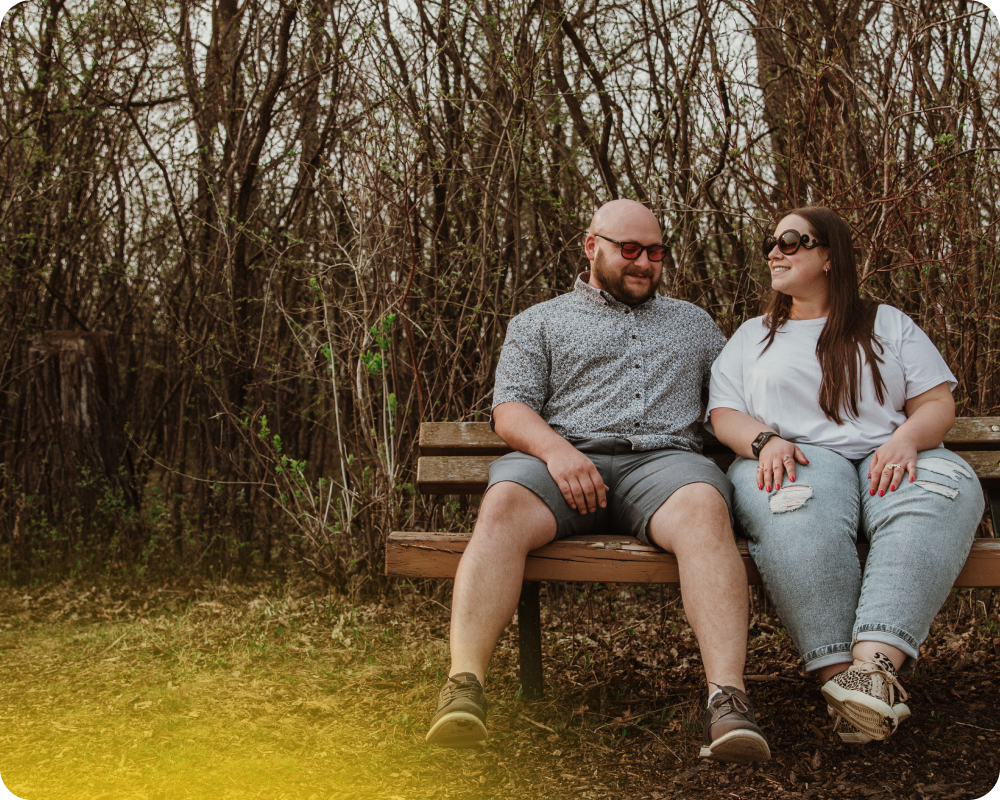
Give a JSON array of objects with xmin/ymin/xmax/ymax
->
[
  {"xmin": 915, "ymin": 457, "xmax": 972, "ymax": 481},
  {"xmin": 769, "ymin": 484, "xmax": 813, "ymax": 513},
  {"xmin": 913, "ymin": 480, "xmax": 959, "ymax": 499}
]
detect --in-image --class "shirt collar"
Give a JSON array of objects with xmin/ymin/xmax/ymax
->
[{"xmin": 573, "ymin": 271, "xmax": 660, "ymax": 311}]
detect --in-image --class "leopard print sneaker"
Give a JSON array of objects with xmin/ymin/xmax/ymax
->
[
  {"xmin": 827, "ymin": 703, "xmax": 911, "ymax": 744},
  {"xmin": 821, "ymin": 653, "xmax": 910, "ymax": 741}
]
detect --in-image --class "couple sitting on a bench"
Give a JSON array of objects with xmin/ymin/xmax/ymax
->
[{"xmin": 425, "ymin": 199, "xmax": 983, "ymax": 763}]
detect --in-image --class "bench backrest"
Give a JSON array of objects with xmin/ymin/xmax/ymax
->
[{"xmin": 416, "ymin": 418, "xmax": 1000, "ymax": 496}]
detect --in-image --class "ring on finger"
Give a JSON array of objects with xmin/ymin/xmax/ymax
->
[
  {"xmin": 781, "ymin": 456, "xmax": 794, "ymax": 463},
  {"xmin": 886, "ymin": 463, "xmax": 903, "ymax": 470}
]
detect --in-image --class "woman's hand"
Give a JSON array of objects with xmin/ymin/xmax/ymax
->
[
  {"xmin": 868, "ymin": 434, "xmax": 919, "ymax": 497},
  {"xmin": 757, "ymin": 436, "xmax": 809, "ymax": 491}
]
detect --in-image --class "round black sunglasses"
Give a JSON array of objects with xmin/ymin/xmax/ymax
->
[{"xmin": 762, "ymin": 229, "xmax": 828, "ymax": 257}]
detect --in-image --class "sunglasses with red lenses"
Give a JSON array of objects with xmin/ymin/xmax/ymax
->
[
  {"xmin": 595, "ymin": 233, "xmax": 667, "ymax": 262},
  {"xmin": 762, "ymin": 229, "xmax": 828, "ymax": 257}
]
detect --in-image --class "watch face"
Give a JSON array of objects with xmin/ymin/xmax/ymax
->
[{"xmin": 753, "ymin": 432, "xmax": 773, "ymax": 456}]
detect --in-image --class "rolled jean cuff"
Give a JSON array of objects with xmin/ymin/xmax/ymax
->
[
  {"xmin": 854, "ymin": 624, "xmax": 920, "ymax": 674},
  {"xmin": 801, "ymin": 642, "xmax": 853, "ymax": 673}
]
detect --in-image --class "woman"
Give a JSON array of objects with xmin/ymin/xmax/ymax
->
[{"xmin": 707, "ymin": 206, "xmax": 982, "ymax": 743}]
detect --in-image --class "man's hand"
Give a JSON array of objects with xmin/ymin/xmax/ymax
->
[
  {"xmin": 492, "ymin": 401, "xmax": 609, "ymax": 514},
  {"xmin": 545, "ymin": 441, "xmax": 609, "ymax": 514}
]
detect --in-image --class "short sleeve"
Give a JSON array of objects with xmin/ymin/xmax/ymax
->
[
  {"xmin": 890, "ymin": 308, "xmax": 957, "ymax": 397},
  {"xmin": 706, "ymin": 327, "xmax": 749, "ymax": 418},
  {"xmin": 491, "ymin": 309, "xmax": 550, "ymax": 420}
]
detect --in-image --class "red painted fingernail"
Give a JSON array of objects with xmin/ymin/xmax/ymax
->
[
  {"xmin": 766, "ymin": 485, "xmax": 771, "ymax": 492},
  {"xmin": 879, "ymin": 490, "xmax": 884, "ymax": 497},
  {"xmin": 867, "ymin": 473, "xmax": 871, "ymax": 479},
  {"xmin": 790, "ymin": 476, "xmax": 795, "ymax": 482},
  {"xmin": 890, "ymin": 485, "xmax": 896, "ymax": 491},
  {"xmin": 870, "ymin": 488, "xmax": 875, "ymax": 496},
  {"xmin": 910, "ymin": 476, "xmax": 915, "ymax": 482}
]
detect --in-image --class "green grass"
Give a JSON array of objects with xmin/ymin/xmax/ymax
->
[
  {"xmin": 2, "ymin": 580, "xmax": 998, "ymax": 799},
  {"xmin": 0, "ymin": 581, "xmax": 644, "ymax": 799}
]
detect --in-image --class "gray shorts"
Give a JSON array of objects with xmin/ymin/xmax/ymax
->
[{"xmin": 485, "ymin": 437, "xmax": 734, "ymax": 544}]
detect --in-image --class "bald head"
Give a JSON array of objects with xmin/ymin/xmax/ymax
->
[
  {"xmin": 589, "ymin": 199, "xmax": 661, "ymax": 240},
  {"xmin": 585, "ymin": 200, "xmax": 663, "ymax": 306}
]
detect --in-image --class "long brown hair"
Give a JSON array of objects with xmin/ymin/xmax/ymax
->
[{"xmin": 760, "ymin": 206, "xmax": 886, "ymax": 424}]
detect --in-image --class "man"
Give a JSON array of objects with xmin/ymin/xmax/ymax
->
[{"xmin": 426, "ymin": 199, "xmax": 769, "ymax": 764}]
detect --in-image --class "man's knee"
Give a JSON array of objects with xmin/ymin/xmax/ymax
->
[
  {"xmin": 648, "ymin": 482, "xmax": 733, "ymax": 550},
  {"xmin": 474, "ymin": 481, "xmax": 557, "ymax": 549}
]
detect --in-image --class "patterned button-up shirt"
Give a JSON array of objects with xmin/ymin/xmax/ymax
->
[{"xmin": 491, "ymin": 272, "xmax": 727, "ymax": 452}]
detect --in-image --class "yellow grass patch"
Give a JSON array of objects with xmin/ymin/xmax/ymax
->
[{"xmin": 0, "ymin": 582, "xmax": 648, "ymax": 799}]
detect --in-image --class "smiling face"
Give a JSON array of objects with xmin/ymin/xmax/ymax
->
[
  {"xmin": 767, "ymin": 213, "xmax": 832, "ymax": 310},
  {"xmin": 585, "ymin": 200, "xmax": 663, "ymax": 306}
]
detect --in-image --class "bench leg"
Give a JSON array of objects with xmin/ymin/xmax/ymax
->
[
  {"xmin": 518, "ymin": 581, "xmax": 544, "ymax": 699},
  {"xmin": 990, "ymin": 488, "xmax": 1000, "ymax": 538}
]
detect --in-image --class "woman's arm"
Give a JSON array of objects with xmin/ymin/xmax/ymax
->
[
  {"xmin": 710, "ymin": 407, "xmax": 809, "ymax": 491},
  {"xmin": 709, "ymin": 407, "xmax": 775, "ymax": 459},
  {"xmin": 868, "ymin": 382, "xmax": 955, "ymax": 496}
]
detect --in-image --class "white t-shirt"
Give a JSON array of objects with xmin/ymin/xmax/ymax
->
[{"xmin": 706, "ymin": 305, "xmax": 956, "ymax": 460}]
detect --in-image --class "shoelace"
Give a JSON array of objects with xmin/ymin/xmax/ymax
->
[
  {"xmin": 709, "ymin": 683, "xmax": 751, "ymax": 718},
  {"xmin": 442, "ymin": 675, "xmax": 483, "ymax": 704},
  {"xmin": 852, "ymin": 659, "xmax": 909, "ymax": 706},
  {"xmin": 831, "ymin": 711, "xmax": 860, "ymax": 734}
]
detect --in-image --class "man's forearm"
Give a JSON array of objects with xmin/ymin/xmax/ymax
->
[{"xmin": 493, "ymin": 402, "xmax": 576, "ymax": 462}]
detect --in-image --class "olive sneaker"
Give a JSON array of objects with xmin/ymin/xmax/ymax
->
[
  {"xmin": 426, "ymin": 672, "xmax": 487, "ymax": 748},
  {"xmin": 821, "ymin": 653, "xmax": 910, "ymax": 741},
  {"xmin": 700, "ymin": 685, "xmax": 771, "ymax": 763}
]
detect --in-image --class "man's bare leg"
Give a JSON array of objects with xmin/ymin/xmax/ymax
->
[
  {"xmin": 646, "ymin": 482, "xmax": 748, "ymax": 692},
  {"xmin": 449, "ymin": 481, "xmax": 557, "ymax": 683},
  {"xmin": 648, "ymin": 482, "xmax": 767, "ymax": 763},
  {"xmin": 427, "ymin": 482, "xmax": 557, "ymax": 747}
]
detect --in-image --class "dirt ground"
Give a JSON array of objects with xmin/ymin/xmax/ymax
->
[{"xmin": 0, "ymin": 577, "xmax": 998, "ymax": 800}]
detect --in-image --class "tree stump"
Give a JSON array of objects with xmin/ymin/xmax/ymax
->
[{"xmin": 25, "ymin": 331, "xmax": 137, "ymax": 528}]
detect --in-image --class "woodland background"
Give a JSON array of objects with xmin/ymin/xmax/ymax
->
[{"xmin": 1, "ymin": 0, "xmax": 999, "ymax": 586}]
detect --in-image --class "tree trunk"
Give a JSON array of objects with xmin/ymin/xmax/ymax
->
[{"xmin": 25, "ymin": 332, "xmax": 138, "ymax": 528}]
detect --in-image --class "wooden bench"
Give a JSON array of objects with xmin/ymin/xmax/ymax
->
[{"xmin": 386, "ymin": 418, "xmax": 1000, "ymax": 697}]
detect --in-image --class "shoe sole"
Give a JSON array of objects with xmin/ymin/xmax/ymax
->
[
  {"xmin": 833, "ymin": 703, "xmax": 911, "ymax": 743},
  {"xmin": 822, "ymin": 683, "xmax": 900, "ymax": 741},
  {"xmin": 425, "ymin": 711, "xmax": 487, "ymax": 748},
  {"xmin": 699, "ymin": 729, "xmax": 771, "ymax": 764}
]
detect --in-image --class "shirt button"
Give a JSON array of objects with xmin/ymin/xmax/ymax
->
[
  {"xmin": 635, "ymin": 393, "xmax": 640, "ymax": 398},
  {"xmin": 634, "ymin": 422, "xmax": 640, "ymax": 427},
  {"xmin": 632, "ymin": 335, "xmax": 637, "ymax": 339},
  {"xmin": 624, "ymin": 309, "xmax": 630, "ymax": 314},
  {"xmin": 634, "ymin": 364, "xmax": 640, "ymax": 368}
]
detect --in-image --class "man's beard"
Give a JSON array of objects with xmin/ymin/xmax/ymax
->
[{"xmin": 592, "ymin": 249, "xmax": 658, "ymax": 306}]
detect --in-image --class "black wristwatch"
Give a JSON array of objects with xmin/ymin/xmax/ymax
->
[{"xmin": 751, "ymin": 431, "xmax": 780, "ymax": 458}]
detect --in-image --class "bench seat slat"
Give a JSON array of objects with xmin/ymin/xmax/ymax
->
[
  {"xmin": 417, "ymin": 450, "xmax": 1000, "ymax": 494},
  {"xmin": 386, "ymin": 532, "xmax": 1000, "ymax": 588}
]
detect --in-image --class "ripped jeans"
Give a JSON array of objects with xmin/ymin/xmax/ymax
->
[{"xmin": 730, "ymin": 444, "xmax": 983, "ymax": 674}]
